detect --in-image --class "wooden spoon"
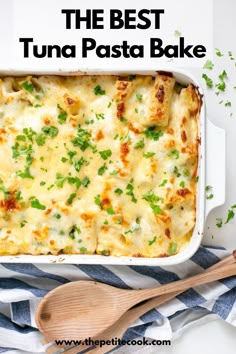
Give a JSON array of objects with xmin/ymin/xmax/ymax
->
[
  {"xmin": 36, "ymin": 255, "xmax": 236, "ymax": 342},
  {"xmin": 61, "ymin": 252, "xmax": 236, "ymax": 354},
  {"xmin": 50, "ymin": 251, "xmax": 236, "ymax": 354}
]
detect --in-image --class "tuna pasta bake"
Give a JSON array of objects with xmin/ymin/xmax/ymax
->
[{"xmin": 0, "ymin": 74, "xmax": 201, "ymax": 257}]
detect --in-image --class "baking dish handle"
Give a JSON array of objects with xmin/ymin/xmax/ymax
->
[{"xmin": 205, "ymin": 119, "xmax": 226, "ymax": 219}]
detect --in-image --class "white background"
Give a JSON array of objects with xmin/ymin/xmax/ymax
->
[{"xmin": 0, "ymin": 0, "xmax": 236, "ymax": 353}]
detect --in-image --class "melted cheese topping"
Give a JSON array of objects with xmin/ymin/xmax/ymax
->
[{"xmin": 0, "ymin": 74, "xmax": 200, "ymax": 257}]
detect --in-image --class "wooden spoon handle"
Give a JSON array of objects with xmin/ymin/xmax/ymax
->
[
  {"xmin": 127, "ymin": 253, "xmax": 236, "ymax": 318},
  {"xmin": 130, "ymin": 257, "xmax": 236, "ymax": 305}
]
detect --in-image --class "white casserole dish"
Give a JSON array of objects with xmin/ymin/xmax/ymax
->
[{"xmin": 0, "ymin": 69, "xmax": 225, "ymax": 265}]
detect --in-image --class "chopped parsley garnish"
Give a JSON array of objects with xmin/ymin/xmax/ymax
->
[
  {"xmin": 124, "ymin": 224, "xmax": 141, "ymax": 234},
  {"xmin": 67, "ymin": 177, "xmax": 81, "ymax": 189},
  {"xmin": 183, "ymin": 168, "xmax": 190, "ymax": 177},
  {"xmin": 110, "ymin": 170, "xmax": 118, "ymax": 175},
  {"xmin": 174, "ymin": 30, "xmax": 181, "ymax": 37},
  {"xmin": 195, "ymin": 176, "xmax": 199, "ymax": 183},
  {"xmin": 136, "ymin": 93, "xmax": 143, "ymax": 102},
  {"xmin": 95, "ymin": 113, "xmax": 105, "ymax": 120},
  {"xmin": 31, "ymin": 198, "xmax": 46, "ymax": 210},
  {"xmin": 99, "ymin": 149, "xmax": 112, "ymax": 160},
  {"xmin": 203, "ymin": 60, "xmax": 214, "ymax": 70},
  {"xmin": 55, "ymin": 173, "xmax": 67, "ymax": 188},
  {"xmin": 71, "ymin": 126, "xmax": 94, "ymax": 152},
  {"xmin": 225, "ymin": 101, "xmax": 231, "ymax": 107},
  {"xmin": 134, "ymin": 139, "xmax": 145, "ymax": 149},
  {"xmin": 16, "ymin": 135, "xmax": 26, "ymax": 142},
  {"xmin": 0, "ymin": 185, "xmax": 10, "ymax": 200},
  {"xmin": 216, "ymin": 218, "xmax": 223, "ymax": 228},
  {"xmin": 202, "ymin": 73, "xmax": 213, "ymax": 88},
  {"xmin": 80, "ymin": 247, "xmax": 87, "ymax": 253},
  {"xmin": 168, "ymin": 150, "xmax": 180, "ymax": 159},
  {"xmin": 215, "ymin": 82, "xmax": 226, "ymax": 92},
  {"xmin": 167, "ymin": 242, "xmax": 178, "ymax": 255},
  {"xmin": 120, "ymin": 117, "xmax": 127, "ymax": 122},
  {"xmin": 107, "ymin": 206, "xmax": 115, "ymax": 215},
  {"xmin": 57, "ymin": 104, "xmax": 67, "ymax": 124},
  {"xmin": 142, "ymin": 191, "xmax": 162, "ymax": 215},
  {"xmin": 143, "ymin": 152, "xmax": 155, "ymax": 158},
  {"xmin": 41, "ymin": 126, "xmax": 59, "ymax": 137},
  {"xmin": 114, "ymin": 188, "xmax": 123, "ymax": 196},
  {"xmin": 218, "ymin": 70, "xmax": 227, "ymax": 81},
  {"xmin": 225, "ymin": 208, "xmax": 235, "ymax": 224},
  {"xmin": 98, "ymin": 163, "xmax": 107, "ymax": 176},
  {"xmin": 180, "ymin": 181, "xmax": 185, "ymax": 188},
  {"xmin": 81, "ymin": 176, "xmax": 90, "ymax": 187},
  {"xmin": 205, "ymin": 185, "xmax": 212, "ymax": 191},
  {"xmin": 143, "ymin": 127, "xmax": 164, "ymax": 141},
  {"xmin": 104, "ymin": 220, "xmax": 109, "ymax": 225},
  {"xmin": 107, "ymin": 102, "xmax": 112, "ymax": 108},
  {"xmin": 21, "ymin": 81, "xmax": 34, "ymax": 93},
  {"xmin": 205, "ymin": 185, "xmax": 214, "ymax": 199},
  {"xmin": 173, "ymin": 166, "xmax": 181, "ymax": 177},
  {"xmin": 94, "ymin": 85, "xmax": 105, "ymax": 95},
  {"xmin": 148, "ymin": 236, "xmax": 157, "ymax": 246},
  {"xmin": 15, "ymin": 191, "xmax": 23, "ymax": 200},
  {"xmin": 215, "ymin": 48, "xmax": 223, "ymax": 57},
  {"xmin": 40, "ymin": 181, "xmax": 46, "ymax": 186},
  {"xmin": 94, "ymin": 194, "xmax": 103, "ymax": 209},
  {"xmin": 126, "ymin": 182, "xmax": 137, "ymax": 203},
  {"xmin": 20, "ymin": 220, "xmax": 28, "ymax": 228},
  {"xmin": 159, "ymin": 179, "xmax": 167, "ymax": 187},
  {"xmin": 74, "ymin": 157, "xmax": 85, "ymax": 172},
  {"xmin": 55, "ymin": 213, "xmax": 61, "ymax": 219},
  {"xmin": 35, "ymin": 133, "xmax": 46, "ymax": 146},
  {"xmin": 142, "ymin": 191, "xmax": 162, "ymax": 204},
  {"xmin": 67, "ymin": 193, "xmax": 76, "ymax": 205},
  {"xmin": 69, "ymin": 224, "xmax": 81, "ymax": 239}
]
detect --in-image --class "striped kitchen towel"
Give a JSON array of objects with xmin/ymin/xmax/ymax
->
[{"xmin": 0, "ymin": 246, "xmax": 236, "ymax": 354}]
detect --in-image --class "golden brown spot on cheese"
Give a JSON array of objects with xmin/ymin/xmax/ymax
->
[
  {"xmin": 66, "ymin": 97, "xmax": 75, "ymax": 105},
  {"xmin": 164, "ymin": 140, "xmax": 175, "ymax": 149},
  {"xmin": 167, "ymin": 128, "xmax": 174, "ymax": 135},
  {"xmin": 181, "ymin": 130, "xmax": 187, "ymax": 143},
  {"xmin": 129, "ymin": 122, "xmax": 140, "ymax": 134},
  {"xmin": 101, "ymin": 198, "xmax": 111, "ymax": 208},
  {"xmin": 43, "ymin": 116, "xmax": 51, "ymax": 125},
  {"xmin": 0, "ymin": 193, "xmax": 18, "ymax": 212},
  {"xmin": 80, "ymin": 213, "xmax": 94, "ymax": 221},
  {"xmin": 50, "ymin": 240, "xmax": 55, "ymax": 245},
  {"xmin": 45, "ymin": 208, "xmax": 52, "ymax": 216},
  {"xmin": 117, "ymin": 81, "xmax": 129, "ymax": 90},
  {"xmin": 177, "ymin": 188, "xmax": 191, "ymax": 197},
  {"xmin": 117, "ymin": 102, "xmax": 125, "ymax": 119},
  {"xmin": 120, "ymin": 142, "xmax": 130, "ymax": 165},
  {"xmin": 101, "ymin": 225, "xmax": 109, "ymax": 232},
  {"xmin": 156, "ymin": 84, "xmax": 165, "ymax": 103},
  {"xmin": 95, "ymin": 130, "xmax": 104, "ymax": 141},
  {"xmin": 165, "ymin": 228, "xmax": 171, "ymax": 239}
]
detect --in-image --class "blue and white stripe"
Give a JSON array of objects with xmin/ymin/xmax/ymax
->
[{"xmin": 0, "ymin": 246, "xmax": 235, "ymax": 353}]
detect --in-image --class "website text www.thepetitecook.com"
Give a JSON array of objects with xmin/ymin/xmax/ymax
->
[{"xmin": 55, "ymin": 337, "xmax": 171, "ymax": 347}]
